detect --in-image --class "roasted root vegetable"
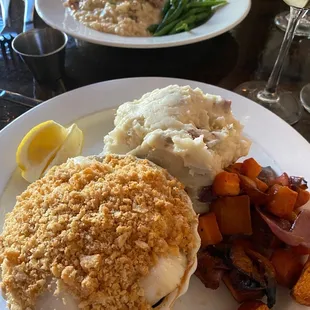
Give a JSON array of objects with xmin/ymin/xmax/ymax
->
[
  {"xmin": 271, "ymin": 249, "xmax": 304, "ymax": 288},
  {"xmin": 290, "ymin": 176, "xmax": 308, "ymax": 190},
  {"xmin": 238, "ymin": 300, "xmax": 269, "ymax": 310},
  {"xmin": 292, "ymin": 259, "xmax": 310, "ymax": 306},
  {"xmin": 230, "ymin": 245, "xmax": 265, "ymax": 287},
  {"xmin": 223, "ymin": 273, "xmax": 265, "ymax": 303},
  {"xmin": 258, "ymin": 166, "xmax": 277, "ymax": 186},
  {"xmin": 198, "ymin": 212, "xmax": 223, "ymax": 248},
  {"xmin": 240, "ymin": 158, "xmax": 262, "ymax": 179},
  {"xmin": 294, "ymin": 188, "xmax": 310, "ymax": 209},
  {"xmin": 212, "ymin": 171, "xmax": 240, "ymax": 196},
  {"xmin": 254, "ymin": 178, "xmax": 268, "ymax": 193},
  {"xmin": 245, "ymin": 249, "xmax": 276, "ymax": 308},
  {"xmin": 251, "ymin": 209, "xmax": 283, "ymax": 252},
  {"xmin": 211, "ymin": 195, "xmax": 252, "ymax": 235},
  {"xmin": 292, "ymin": 245, "xmax": 310, "ymax": 256},
  {"xmin": 226, "ymin": 162, "xmax": 243, "ymax": 173},
  {"xmin": 195, "ymin": 251, "xmax": 227, "ymax": 290},
  {"xmin": 270, "ymin": 173, "xmax": 290, "ymax": 187},
  {"xmin": 239, "ymin": 175, "xmax": 268, "ymax": 205},
  {"xmin": 267, "ymin": 185, "xmax": 298, "ymax": 220}
]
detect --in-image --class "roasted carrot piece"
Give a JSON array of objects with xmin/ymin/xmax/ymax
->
[
  {"xmin": 210, "ymin": 196, "xmax": 252, "ymax": 235},
  {"xmin": 294, "ymin": 188, "xmax": 310, "ymax": 209},
  {"xmin": 270, "ymin": 172, "xmax": 290, "ymax": 187},
  {"xmin": 271, "ymin": 249, "xmax": 304, "ymax": 288},
  {"xmin": 255, "ymin": 178, "xmax": 268, "ymax": 193},
  {"xmin": 198, "ymin": 212, "xmax": 223, "ymax": 248},
  {"xmin": 292, "ymin": 259, "xmax": 310, "ymax": 306},
  {"xmin": 212, "ymin": 171, "xmax": 240, "ymax": 196},
  {"xmin": 292, "ymin": 245, "xmax": 310, "ymax": 256},
  {"xmin": 223, "ymin": 273, "xmax": 264, "ymax": 303},
  {"xmin": 240, "ymin": 158, "xmax": 262, "ymax": 179},
  {"xmin": 267, "ymin": 185, "xmax": 298, "ymax": 220},
  {"xmin": 239, "ymin": 175, "xmax": 269, "ymax": 205},
  {"xmin": 238, "ymin": 301, "xmax": 269, "ymax": 310},
  {"xmin": 226, "ymin": 162, "xmax": 243, "ymax": 173}
]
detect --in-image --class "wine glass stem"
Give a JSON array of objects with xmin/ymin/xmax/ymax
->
[{"xmin": 259, "ymin": 6, "xmax": 307, "ymax": 102}]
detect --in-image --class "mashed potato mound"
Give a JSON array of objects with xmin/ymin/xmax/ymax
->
[
  {"xmin": 0, "ymin": 155, "xmax": 198, "ymax": 310},
  {"xmin": 102, "ymin": 85, "xmax": 251, "ymax": 213}
]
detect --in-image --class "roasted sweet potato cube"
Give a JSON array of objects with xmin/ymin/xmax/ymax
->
[
  {"xmin": 292, "ymin": 259, "xmax": 310, "ymax": 306},
  {"xmin": 238, "ymin": 301, "xmax": 269, "ymax": 310},
  {"xmin": 239, "ymin": 175, "xmax": 269, "ymax": 205},
  {"xmin": 198, "ymin": 212, "xmax": 223, "ymax": 248},
  {"xmin": 212, "ymin": 171, "xmax": 240, "ymax": 196},
  {"xmin": 271, "ymin": 249, "xmax": 304, "ymax": 288},
  {"xmin": 210, "ymin": 196, "xmax": 252, "ymax": 235},
  {"xmin": 267, "ymin": 185, "xmax": 298, "ymax": 220},
  {"xmin": 255, "ymin": 178, "xmax": 268, "ymax": 193},
  {"xmin": 240, "ymin": 158, "xmax": 262, "ymax": 179},
  {"xmin": 223, "ymin": 273, "xmax": 265, "ymax": 304},
  {"xmin": 294, "ymin": 188, "xmax": 310, "ymax": 209}
]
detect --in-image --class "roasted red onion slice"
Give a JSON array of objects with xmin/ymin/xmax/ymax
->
[{"xmin": 256, "ymin": 207, "xmax": 310, "ymax": 248}]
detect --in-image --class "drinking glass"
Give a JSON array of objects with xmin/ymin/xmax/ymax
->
[
  {"xmin": 235, "ymin": 5, "xmax": 308, "ymax": 125},
  {"xmin": 275, "ymin": 10, "xmax": 310, "ymax": 36},
  {"xmin": 300, "ymin": 83, "xmax": 310, "ymax": 112}
]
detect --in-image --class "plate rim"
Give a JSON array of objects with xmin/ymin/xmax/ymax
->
[{"xmin": 35, "ymin": 0, "xmax": 251, "ymax": 48}]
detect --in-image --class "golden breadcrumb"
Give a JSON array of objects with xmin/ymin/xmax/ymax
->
[{"xmin": 0, "ymin": 155, "xmax": 198, "ymax": 310}]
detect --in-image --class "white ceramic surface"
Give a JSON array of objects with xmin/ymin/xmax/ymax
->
[
  {"xmin": 35, "ymin": 0, "xmax": 251, "ymax": 48},
  {"xmin": 0, "ymin": 77, "xmax": 310, "ymax": 310}
]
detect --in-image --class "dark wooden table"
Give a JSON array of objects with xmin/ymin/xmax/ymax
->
[{"xmin": 1, "ymin": 0, "xmax": 310, "ymax": 141}]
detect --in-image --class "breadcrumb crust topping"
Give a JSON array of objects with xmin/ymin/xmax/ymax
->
[{"xmin": 0, "ymin": 155, "xmax": 198, "ymax": 310}]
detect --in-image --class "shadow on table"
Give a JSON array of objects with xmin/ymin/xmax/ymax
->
[{"xmin": 64, "ymin": 31, "xmax": 239, "ymax": 89}]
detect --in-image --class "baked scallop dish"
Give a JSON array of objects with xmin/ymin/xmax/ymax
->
[{"xmin": 0, "ymin": 155, "xmax": 200, "ymax": 310}]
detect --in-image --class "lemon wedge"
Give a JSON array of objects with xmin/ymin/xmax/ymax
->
[
  {"xmin": 16, "ymin": 120, "xmax": 83, "ymax": 183},
  {"xmin": 44, "ymin": 123, "xmax": 84, "ymax": 174}
]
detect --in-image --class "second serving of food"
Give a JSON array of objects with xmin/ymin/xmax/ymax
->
[
  {"xmin": 1, "ymin": 85, "xmax": 310, "ymax": 310},
  {"xmin": 64, "ymin": 0, "xmax": 227, "ymax": 37}
]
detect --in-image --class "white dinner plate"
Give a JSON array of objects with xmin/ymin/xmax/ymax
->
[
  {"xmin": 35, "ymin": 0, "xmax": 251, "ymax": 48},
  {"xmin": 0, "ymin": 77, "xmax": 310, "ymax": 310}
]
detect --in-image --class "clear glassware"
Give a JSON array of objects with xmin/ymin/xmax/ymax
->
[
  {"xmin": 275, "ymin": 10, "xmax": 310, "ymax": 36},
  {"xmin": 234, "ymin": 6, "xmax": 307, "ymax": 125},
  {"xmin": 300, "ymin": 83, "xmax": 310, "ymax": 112}
]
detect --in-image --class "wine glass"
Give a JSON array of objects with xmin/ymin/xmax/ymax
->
[
  {"xmin": 300, "ymin": 83, "xmax": 310, "ymax": 112},
  {"xmin": 275, "ymin": 10, "xmax": 310, "ymax": 36},
  {"xmin": 235, "ymin": 4, "xmax": 309, "ymax": 125}
]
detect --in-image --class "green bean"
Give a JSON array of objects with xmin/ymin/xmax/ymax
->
[
  {"xmin": 153, "ymin": 19, "xmax": 181, "ymax": 36},
  {"xmin": 162, "ymin": 0, "xmax": 171, "ymax": 16},
  {"xmin": 182, "ymin": 7, "xmax": 210, "ymax": 19},
  {"xmin": 186, "ymin": 0, "xmax": 226, "ymax": 9},
  {"xmin": 165, "ymin": 0, "xmax": 187, "ymax": 23},
  {"xmin": 156, "ymin": 0, "xmax": 187, "ymax": 31},
  {"xmin": 169, "ymin": 11, "xmax": 211, "ymax": 34},
  {"xmin": 148, "ymin": 24, "xmax": 159, "ymax": 33}
]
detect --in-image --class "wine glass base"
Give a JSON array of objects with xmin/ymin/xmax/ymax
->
[
  {"xmin": 275, "ymin": 11, "xmax": 310, "ymax": 37},
  {"xmin": 300, "ymin": 83, "xmax": 310, "ymax": 113},
  {"xmin": 234, "ymin": 81, "xmax": 302, "ymax": 125}
]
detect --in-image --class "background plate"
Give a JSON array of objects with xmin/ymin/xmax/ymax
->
[{"xmin": 35, "ymin": 0, "xmax": 251, "ymax": 48}]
